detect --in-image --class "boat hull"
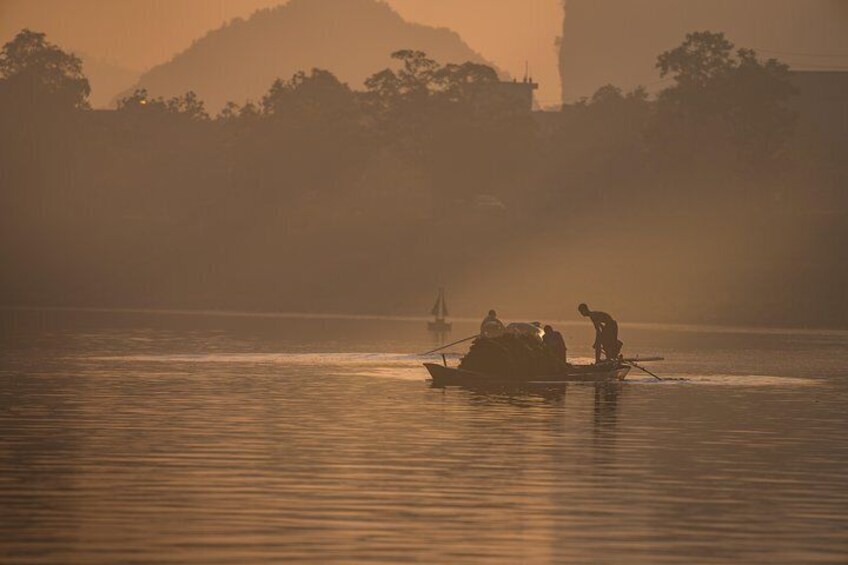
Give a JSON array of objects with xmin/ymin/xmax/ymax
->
[
  {"xmin": 425, "ymin": 362, "xmax": 630, "ymax": 387},
  {"xmin": 427, "ymin": 320, "xmax": 452, "ymax": 332}
]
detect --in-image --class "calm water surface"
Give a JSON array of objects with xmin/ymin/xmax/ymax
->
[{"xmin": 1, "ymin": 309, "xmax": 847, "ymax": 564}]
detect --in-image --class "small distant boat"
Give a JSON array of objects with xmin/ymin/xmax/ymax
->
[
  {"xmin": 425, "ymin": 361, "xmax": 630, "ymax": 387},
  {"xmin": 427, "ymin": 287, "xmax": 452, "ymax": 332}
]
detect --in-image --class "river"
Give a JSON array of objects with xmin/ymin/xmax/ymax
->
[{"xmin": 1, "ymin": 309, "xmax": 846, "ymax": 564}]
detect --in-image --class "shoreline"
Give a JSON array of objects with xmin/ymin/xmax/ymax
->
[{"xmin": 3, "ymin": 304, "xmax": 847, "ymax": 337}]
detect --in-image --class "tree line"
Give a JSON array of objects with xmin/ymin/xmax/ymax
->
[{"xmin": 1, "ymin": 29, "xmax": 845, "ymax": 327}]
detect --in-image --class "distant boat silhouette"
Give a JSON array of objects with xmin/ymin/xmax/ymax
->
[{"xmin": 428, "ymin": 287, "xmax": 452, "ymax": 332}]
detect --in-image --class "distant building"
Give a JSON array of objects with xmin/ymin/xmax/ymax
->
[
  {"xmin": 472, "ymin": 78, "xmax": 538, "ymax": 114},
  {"xmin": 495, "ymin": 78, "xmax": 539, "ymax": 112}
]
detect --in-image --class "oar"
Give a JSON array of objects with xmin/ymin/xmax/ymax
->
[
  {"xmin": 623, "ymin": 356, "xmax": 664, "ymax": 363},
  {"xmin": 420, "ymin": 334, "xmax": 479, "ymax": 356},
  {"xmin": 625, "ymin": 360, "xmax": 663, "ymax": 381}
]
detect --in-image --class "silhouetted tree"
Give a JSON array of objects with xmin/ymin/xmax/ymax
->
[
  {"xmin": 218, "ymin": 101, "xmax": 241, "ymax": 122},
  {"xmin": 117, "ymin": 88, "xmax": 209, "ymax": 121},
  {"xmin": 239, "ymin": 101, "xmax": 261, "ymax": 120},
  {"xmin": 655, "ymin": 31, "xmax": 795, "ymax": 163},
  {"xmin": 117, "ymin": 88, "xmax": 167, "ymax": 113},
  {"xmin": 363, "ymin": 50, "xmax": 442, "ymax": 119},
  {"xmin": 261, "ymin": 69, "xmax": 357, "ymax": 122},
  {"xmin": 365, "ymin": 51, "xmax": 509, "ymax": 117},
  {"xmin": 4, "ymin": 39, "xmax": 844, "ymax": 328},
  {"xmin": 391, "ymin": 49, "xmax": 440, "ymax": 99},
  {"xmin": 0, "ymin": 29, "xmax": 90, "ymax": 110},
  {"xmin": 432, "ymin": 61, "xmax": 513, "ymax": 119},
  {"xmin": 166, "ymin": 91, "xmax": 209, "ymax": 121},
  {"xmin": 543, "ymin": 83, "xmax": 652, "ymax": 215}
]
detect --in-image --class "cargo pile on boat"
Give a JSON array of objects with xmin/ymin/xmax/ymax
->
[{"xmin": 458, "ymin": 334, "xmax": 567, "ymax": 378}]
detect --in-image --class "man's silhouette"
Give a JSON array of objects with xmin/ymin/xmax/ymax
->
[
  {"xmin": 578, "ymin": 303, "xmax": 622, "ymax": 363},
  {"xmin": 480, "ymin": 309, "xmax": 505, "ymax": 338},
  {"xmin": 543, "ymin": 324, "xmax": 567, "ymax": 363}
]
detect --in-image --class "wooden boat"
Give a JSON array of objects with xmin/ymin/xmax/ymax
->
[
  {"xmin": 425, "ymin": 361, "xmax": 630, "ymax": 387},
  {"xmin": 427, "ymin": 287, "xmax": 452, "ymax": 332}
]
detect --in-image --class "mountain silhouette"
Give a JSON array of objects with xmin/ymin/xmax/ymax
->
[{"xmin": 120, "ymin": 0, "xmax": 500, "ymax": 111}]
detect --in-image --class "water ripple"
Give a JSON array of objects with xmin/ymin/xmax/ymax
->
[{"xmin": 1, "ymin": 316, "xmax": 846, "ymax": 563}]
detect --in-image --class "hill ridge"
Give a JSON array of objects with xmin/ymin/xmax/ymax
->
[{"xmin": 120, "ymin": 0, "xmax": 500, "ymax": 110}]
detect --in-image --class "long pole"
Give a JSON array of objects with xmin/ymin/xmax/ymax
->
[
  {"xmin": 623, "ymin": 357, "xmax": 664, "ymax": 363},
  {"xmin": 625, "ymin": 360, "xmax": 663, "ymax": 381},
  {"xmin": 420, "ymin": 334, "xmax": 478, "ymax": 356}
]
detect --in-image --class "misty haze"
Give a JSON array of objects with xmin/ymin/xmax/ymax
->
[{"xmin": 1, "ymin": 1, "xmax": 847, "ymax": 564}]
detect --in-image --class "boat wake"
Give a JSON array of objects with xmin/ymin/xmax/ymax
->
[{"xmin": 625, "ymin": 374, "xmax": 817, "ymax": 386}]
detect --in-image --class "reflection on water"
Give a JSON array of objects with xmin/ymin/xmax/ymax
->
[{"xmin": 1, "ymin": 309, "xmax": 847, "ymax": 564}]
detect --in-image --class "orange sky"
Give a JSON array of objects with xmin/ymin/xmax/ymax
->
[{"xmin": 0, "ymin": 0, "xmax": 564, "ymax": 104}]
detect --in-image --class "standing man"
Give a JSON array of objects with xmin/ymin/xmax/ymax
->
[{"xmin": 578, "ymin": 303, "xmax": 622, "ymax": 363}]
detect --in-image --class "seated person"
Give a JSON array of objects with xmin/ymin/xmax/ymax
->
[
  {"xmin": 480, "ymin": 309, "xmax": 506, "ymax": 339},
  {"xmin": 543, "ymin": 324, "xmax": 567, "ymax": 363}
]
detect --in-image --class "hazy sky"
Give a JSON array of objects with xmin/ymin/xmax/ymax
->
[{"xmin": 0, "ymin": 0, "xmax": 564, "ymax": 104}]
